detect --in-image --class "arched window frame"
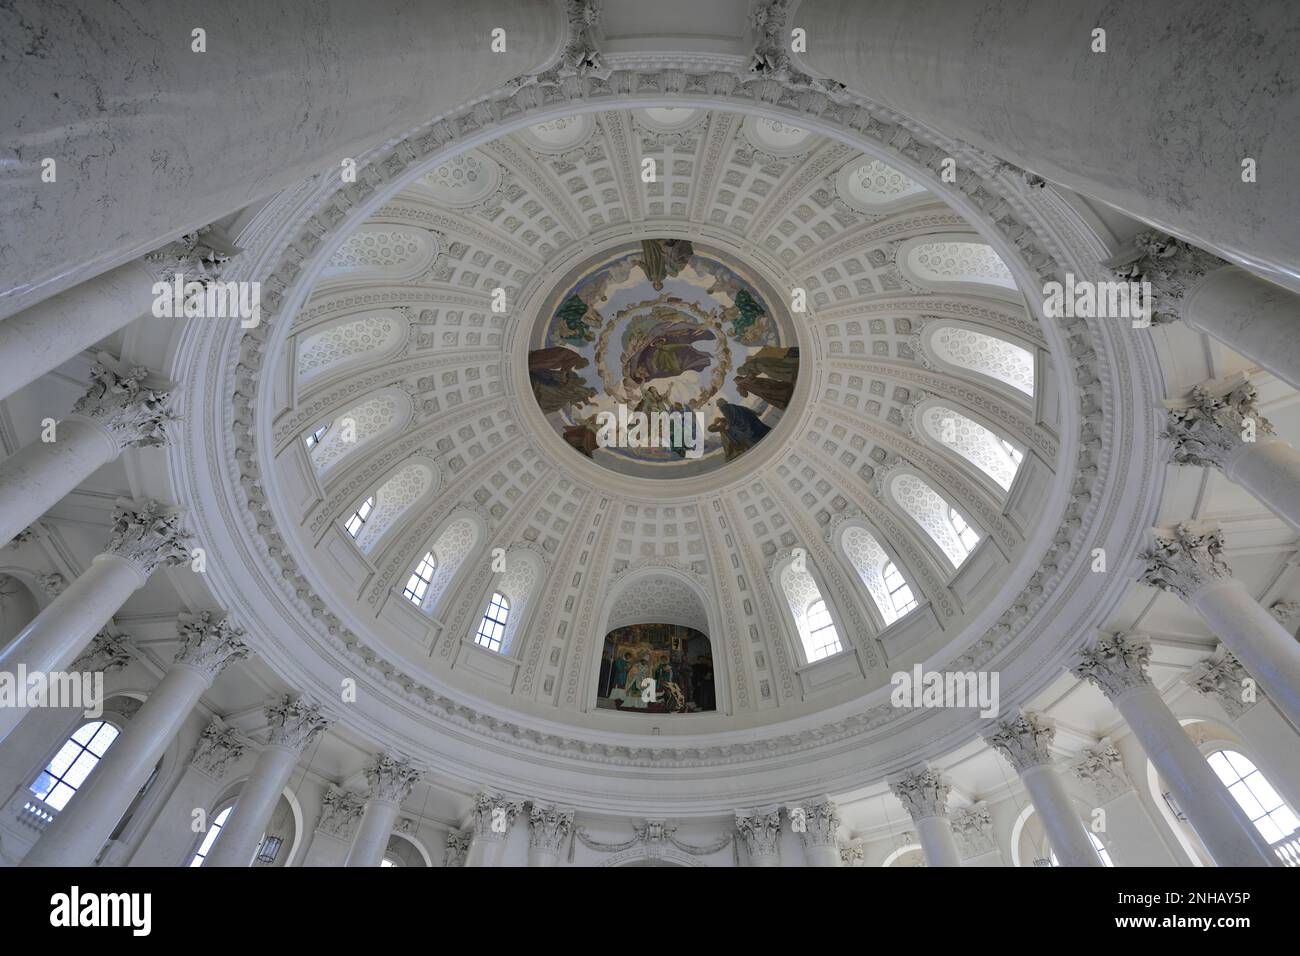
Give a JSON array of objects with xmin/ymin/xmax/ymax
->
[
  {"xmin": 404, "ymin": 513, "xmax": 485, "ymax": 616},
  {"xmin": 473, "ymin": 591, "xmax": 511, "ymax": 652},
  {"xmin": 919, "ymin": 319, "xmax": 1038, "ymax": 402},
  {"xmin": 888, "ymin": 470, "xmax": 982, "ymax": 570},
  {"xmin": 1206, "ymin": 748, "xmax": 1299, "ymax": 845},
  {"xmin": 402, "ymin": 551, "xmax": 438, "ymax": 606},
  {"xmin": 882, "ymin": 560, "xmax": 919, "ymax": 617},
  {"xmin": 28, "ymin": 719, "xmax": 122, "ymax": 815},
  {"xmin": 914, "ymin": 398, "xmax": 1027, "ymax": 495},
  {"xmin": 775, "ymin": 553, "xmax": 847, "ymax": 665},
  {"xmin": 189, "ymin": 803, "xmax": 235, "ymax": 867},
  {"xmin": 834, "ymin": 520, "xmax": 922, "ymax": 630},
  {"xmin": 344, "ymin": 496, "xmax": 374, "ymax": 539}
]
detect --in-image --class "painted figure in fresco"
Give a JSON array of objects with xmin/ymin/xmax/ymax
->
[
  {"xmin": 553, "ymin": 294, "xmax": 597, "ymax": 345},
  {"xmin": 610, "ymin": 651, "xmax": 631, "ymax": 697},
  {"xmin": 737, "ymin": 345, "xmax": 800, "ymax": 383},
  {"xmin": 528, "ymin": 347, "xmax": 598, "ymax": 414},
  {"xmin": 735, "ymin": 369, "xmax": 794, "ymax": 409},
  {"xmin": 623, "ymin": 654, "xmax": 653, "ymax": 709},
  {"xmin": 599, "ymin": 647, "xmax": 614, "ymax": 698},
  {"xmin": 634, "ymin": 385, "xmax": 696, "ymax": 458},
  {"xmin": 709, "ymin": 399, "xmax": 772, "ymax": 461},
  {"xmin": 636, "ymin": 238, "xmax": 694, "ymax": 290},
  {"xmin": 621, "ymin": 311, "xmax": 716, "ymax": 385},
  {"xmin": 654, "ymin": 657, "xmax": 674, "ymax": 685},
  {"xmin": 562, "ymin": 415, "xmax": 601, "ymax": 458}
]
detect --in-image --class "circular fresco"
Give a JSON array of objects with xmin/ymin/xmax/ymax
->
[{"xmin": 528, "ymin": 240, "xmax": 799, "ymax": 478}]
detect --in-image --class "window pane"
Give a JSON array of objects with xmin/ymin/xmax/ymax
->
[
  {"xmin": 46, "ymin": 782, "xmax": 76, "ymax": 811},
  {"xmin": 31, "ymin": 771, "xmax": 56, "ymax": 801},
  {"xmin": 87, "ymin": 724, "xmax": 119, "ymax": 756},
  {"xmin": 63, "ymin": 751, "xmax": 100, "ymax": 789}
]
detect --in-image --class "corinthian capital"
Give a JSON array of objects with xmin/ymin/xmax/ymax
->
[
  {"xmin": 1109, "ymin": 231, "xmax": 1228, "ymax": 325},
  {"xmin": 797, "ymin": 797, "xmax": 841, "ymax": 849},
  {"xmin": 1072, "ymin": 633, "xmax": 1153, "ymax": 700},
  {"xmin": 264, "ymin": 695, "xmax": 330, "ymax": 753},
  {"xmin": 950, "ymin": 804, "xmax": 995, "ymax": 858},
  {"xmin": 104, "ymin": 499, "xmax": 192, "ymax": 577},
  {"xmin": 469, "ymin": 792, "xmax": 524, "ymax": 841},
  {"xmin": 528, "ymin": 804, "xmax": 575, "ymax": 854},
  {"xmin": 1188, "ymin": 646, "xmax": 1259, "ymax": 719},
  {"xmin": 1163, "ymin": 373, "xmax": 1275, "ymax": 470},
  {"xmin": 70, "ymin": 627, "xmax": 134, "ymax": 674},
  {"xmin": 364, "ymin": 754, "xmax": 420, "ymax": 806},
  {"xmin": 317, "ymin": 786, "xmax": 367, "ymax": 840},
  {"xmin": 173, "ymin": 610, "xmax": 250, "ymax": 680},
  {"xmin": 734, "ymin": 806, "xmax": 782, "ymax": 859},
  {"xmin": 70, "ymin": 356, "xmax": 177, "ymax": 450},
  {"xmin": 444, "ymin": 829, "xmax": 472, "ymax": 867},
  {"xmin": 889, "ymin": 769, "xmax": 953, "ymax": 822},
  {"xmin": 1139, "ymin": 522, "xmax": 1232, "ymax": 600},
  {"xmin": 1071, "ymin": 742, "xmax": 1132, "ymax": 802},
  {"xmin": 986, "ymin": 711, "xmax": 1056, "ymax": 774},
  {"xmin": 142, "ymin": 226, "xmax": 238, "ymax": 284},
  {"xmin": 190, "ymin": 720, "xmax": 246, "ymax": 779}
]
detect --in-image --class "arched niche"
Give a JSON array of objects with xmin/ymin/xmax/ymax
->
[
  {"xmin": 292, "ymin": 308, "xmax": 410, "ymax": 389},
  {"xmin": 829, "ymin": 516, "xmax": 922, "ymax": 632},
  {"xmin": 896, "ymin": 234, "xmax": 1022, "ymax": 303},
  {"xmin": 591, "ymin": 566, "xmax": 728, "ymax": 716},
  {"xmin": 0, "ymin": 573, "xmax": 41, "ymax": 651},
  {"xmin": 769, "ymin": 549, "xmax": 853, "ymax": 668}
]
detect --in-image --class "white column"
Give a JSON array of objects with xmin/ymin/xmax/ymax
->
[
  {"xmin": 0, "ymin": 499, "xmax": 189, "ymax": 745},
  {"xmin": 22, "ymin": 611, "xmax": 248, "ymax": 867},
  {"xmin": 889, "ymin": 768, "xmax": 963, "ymax": 867},
  {"xmin": 1072, "ymin": 634, "xmax": 1274, "ymax": 867},
  {"xmin": 203, "ymin": 696, "xmax": 329, "ymax": 867},
  {"xmin": 1142, "ymin": 521, "xmax": 1300, "ymax": 730},
  {"xmin": 792, "ymin": 2, "xmax": 1299, "ymax": 285},
  {"xmin": 343, "ymin": 754, "xmax": 419, "ymax": 868},
  {"xmin": 1163, "ymin": 374, "xmax": 1300, "ymax": 534},
  {"xmin": 796, "ymin": 797, "xmax": 843, "ymax": 867},
  {"xmin": 0, "ymin": 244, "xmax": 224, "ymax": 403},
  {"xmin": 735, "ymin": 807, "xmax": 783, "ymax": 867},
  {"xmin": 986, "ymin": 712, "xmax": 1103, "ymax": 867},
  {"xmin": 1188, "ymin": 646, "xmax": 1300, "ymax": 814},
  {"xmin": 526, "ymin": 804, "xmax": 574, "ymax": 867},
  {"xmin": 463, "ymin": 793, "xmax": 525, "ymax": 867},
  {"xmin": 950, "ymin": 805, "xmax": 1003, "ymax": 866},
  {"xmin": 0, "ymin": 358, "xmax": 174, "ymax": 547},
  {"xmin": 0, "ymin": 1, "xmax": 563, "ymax": 319}
]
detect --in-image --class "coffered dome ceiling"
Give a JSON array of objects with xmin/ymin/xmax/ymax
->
[
  {"xmin": 173, "ymin": 83, "xmax": 1158, "ymax": 809},
  {"xmin": 266, "ymin": 103, "xmax": 1053, "ymax": 709}
]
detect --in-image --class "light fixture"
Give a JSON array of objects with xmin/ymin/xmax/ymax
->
[{"xmin": 256, "ymin": 835, "xmax": 284, "ymax": 864}]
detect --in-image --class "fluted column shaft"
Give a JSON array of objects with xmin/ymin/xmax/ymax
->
[
  {"xmin": 23, "ymin": 612, "xmax": 247, "ymax": 867},
  {"xmin": 1074, "ymin": 635, "xmax": 1273, "ymax": 866}
]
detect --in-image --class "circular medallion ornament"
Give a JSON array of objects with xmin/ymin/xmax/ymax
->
[{"xmin": 528, "ymin": 241, "xmax": 799, "ymax": 478}]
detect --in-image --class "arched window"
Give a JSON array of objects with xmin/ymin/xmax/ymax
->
[
  {"xmin": 928, "ymin": 325, "xmax": 1035, "ymax": 396},
  {"xmin": 891, "ymin": 473, "xmax": 980, "ymax": 567},
  {"xmin": 1207, "ymin": 750, "xmax": 1299, "ymax": 843},
  {"xmin": 381, "ymin": 857, "xmax": 399, "ymax": 867},
  {"xmin": 408, "ymin": 516, "xmax": 481, "ymax": 614},
  {"xmin": 344, "ymin": 496, "xmax": 374, "ymax": 538},
  {"xmin": 920, "ymin": 405, "xmax": 1024, "ymax": 491},
  {"xmin": 402, "ymin": 551, "xmax": 437, "ymax": 605},
  {"xmin": 304, "ymin": 422, "xmax": 330, "ymax": 449},
  {"xmin": 474, "ymin": 592, "xmax": 510, "ymax": 652},
  {"xmin": 883, "ymin": 561, "xmax": 918, "ymax": 616},
  {"xmin": 30, "ymin": 720, "xmax": 120, "ymax": 812},
  {"xmin": 841, "ymin": 525, "xmax": 917, "ymax": 626},
  {"xmin": 189, "ymin": 805, "xmax": 233, "ymax": 867},
  {"xmin": 948, "ymin": 507, "xmax": 980, "ymax": 556},
  {"xmin": 804, "ymin": 599, "xmax": 842, "ymax": 661}
]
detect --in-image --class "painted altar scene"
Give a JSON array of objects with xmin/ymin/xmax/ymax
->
[
  {"xmin": 596, "ymin": 623, "xmax": 716, "ymax": 714},
  {"xmin": 527, "ymin": 239, "xmax": 799, "ymax": 478}
]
